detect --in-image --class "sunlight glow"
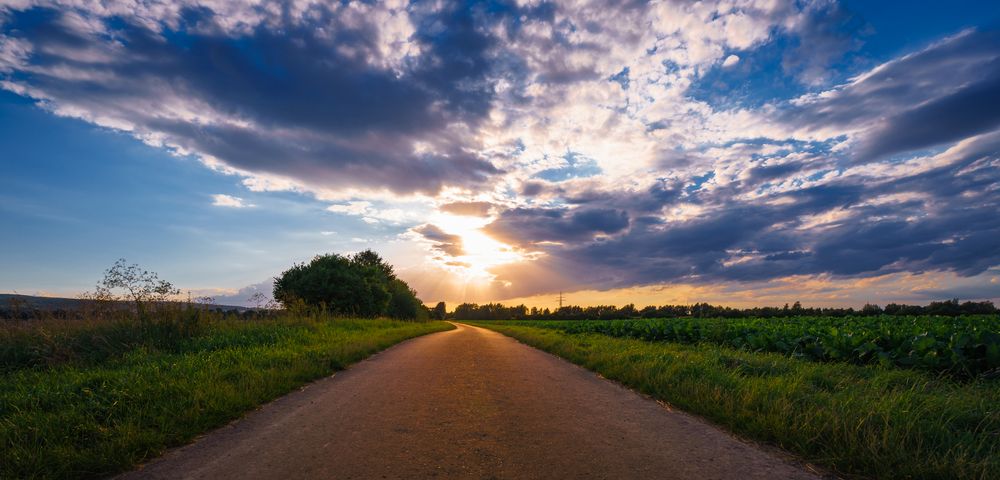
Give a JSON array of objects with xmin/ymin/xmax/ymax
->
[{"xmin": 426, "ymin": 213, "xmax": 525, "ymax": 283}]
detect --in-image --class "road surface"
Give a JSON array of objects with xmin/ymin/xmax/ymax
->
[{"xmin": 120, "ymin": 323, "xmax": 821, "ymax": 479}]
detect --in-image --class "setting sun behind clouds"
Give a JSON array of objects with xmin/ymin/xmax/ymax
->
[{"xmin": 426, "ymin": 213, "xmax": 526, "ymax": 283}]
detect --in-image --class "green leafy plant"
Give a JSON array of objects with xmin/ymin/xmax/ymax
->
[{"xmin": 490, "ymin": 315, "xmax": 1000, "ymax": 377}]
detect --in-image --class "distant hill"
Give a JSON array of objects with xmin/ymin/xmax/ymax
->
[
  {"xmin": 0, "ymin": 293, "xmax": 250, "ymax": 313},
  {"xmin": 0, "ymin": 294, "xmax": 88, "ymax": 311}
]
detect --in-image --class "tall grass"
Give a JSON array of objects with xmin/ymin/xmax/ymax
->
[
  {"xmin": 1, "ymin": 306, "xmax": 207, "ymax": 371},
  {"xmin": 1, "ymin": 309, "xmax": 452, "ymax": 479},
  {"xmin": 472, "ymin": 322, "xmax": 1000, "ymax": 480}
]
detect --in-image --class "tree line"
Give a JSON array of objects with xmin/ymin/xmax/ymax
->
[{"xmin": 444, "ymin": 299, "xmax": 998, "ymax": 320}]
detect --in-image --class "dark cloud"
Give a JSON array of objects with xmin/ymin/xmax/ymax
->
[
  {"xmin": 857, "ymin": 61, "xmax": 1000, "ymax": 159},
  {"xmin": 0, "ymin": 2, "xmax": 506, "ymax": 194},
  {"xmin": 779, "ymin": 29, "xmax": 1000, "ymax": 161},
  {"xmin": 558, "ymin": 179, "xmax": 686, "ymax": 213},
  {"xmin": 742, "ymin": 162, "xmax": 804, "ymax": 185},
  {"xmin": 414, "ymin": 224, "xmax": 464, "ymax": 257},
  {"xmin": 439, "ymin": 201, "xmax": 494, "ymax": 216},
  {"xmin": 520, "ymin": 181, "xmax": 546, "ymax": 196},
  {"xmin": 485, "ymin": 207, "xmax": 629, "ymax": 246}
]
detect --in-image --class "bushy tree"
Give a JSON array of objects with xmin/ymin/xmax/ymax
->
[{"xmin": 273, "ymin": 250, "xmax": 426, "ymax": 319}]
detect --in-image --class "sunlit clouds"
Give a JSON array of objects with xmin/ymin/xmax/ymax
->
[{"xmin": 413, "ymin": 213, "xmax": 528, "ymax": 284}]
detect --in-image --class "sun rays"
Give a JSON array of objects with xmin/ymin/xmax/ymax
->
[{"xmin": 423, "ymin": 213, "xmax": 525, "ymax": 284}]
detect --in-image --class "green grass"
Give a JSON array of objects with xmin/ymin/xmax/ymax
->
[
  {"xmin": 470, "ymin": 321, "xmax": 1000, "ymax": 480},
  {"xmin": 1, "ymin": 313, "xmax": 452, "ymax": 479}
]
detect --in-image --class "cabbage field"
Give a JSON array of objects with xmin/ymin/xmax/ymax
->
[{"xmin": 498, "ymin": 315, "xmax": 1000, "ymax": 377}]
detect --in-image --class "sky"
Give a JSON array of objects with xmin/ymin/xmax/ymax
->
[{"xmin": 1, "ymin": 0, "xmax": 999, "ymax": 308}]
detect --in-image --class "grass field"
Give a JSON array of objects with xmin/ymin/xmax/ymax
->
[
  {"xmin": 471, "ymin": 320, "xmax": 1000, "ymax": 480},
  {"xmin": 1, "ymin": 311, "xmax": 452, "ymax": 479}
]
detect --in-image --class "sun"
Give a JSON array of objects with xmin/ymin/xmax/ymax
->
[{"xmin": 426, "ymin": 213, "xmax": 524, "ymax": 282}]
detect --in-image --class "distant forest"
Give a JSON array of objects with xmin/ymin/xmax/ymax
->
[{"xmin": 446, "ymin": 299, "xmax": 998, "ymax": 321}]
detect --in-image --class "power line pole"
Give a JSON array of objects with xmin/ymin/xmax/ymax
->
[{"xmin": 557, "ymin": 291, "xmax": 564, "ymax": 309}]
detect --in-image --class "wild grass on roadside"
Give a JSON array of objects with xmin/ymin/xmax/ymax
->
[
  {"xmin": 472, "ymin": 322, "xmax": 1000, "ymax": 480},
  {"xmin": 1, "ymin": 306, "xmax": 208, "ymax": 372},
  {"xmin": 1, "ymin": 312, "xmax": 452, "ymax": 479}
]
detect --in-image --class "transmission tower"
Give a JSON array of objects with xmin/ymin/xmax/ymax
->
[{"xmin": 557, "ymin": 291, "xmax": 564, "ymax": 309}]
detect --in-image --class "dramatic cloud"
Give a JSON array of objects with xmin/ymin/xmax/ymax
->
[
  {"xmin": 486, "ymin": 207, "xmax": 630, "ymax": 246},
  {"xmin": 484, "ymin": 131, "xmax": 1000, "ymax": 298},
  {"xmin": 0, "ymin": 1, "xmax": 500, "ymax": 196},
  {"xmin": 780, "ymin": 29, "xmax": 1000, "ymax": 160},
  {"xmin": 2, "ymin": 1, "xmax": 998, "ymax": 303}
]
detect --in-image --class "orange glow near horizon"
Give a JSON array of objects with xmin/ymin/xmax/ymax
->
[{"xmin": 414, "ymin": 270, "xmax": 1000, "ymax": 311}]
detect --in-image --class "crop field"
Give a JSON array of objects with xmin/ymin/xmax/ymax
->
[
  {"xmin": 471, "ymin": 317, "xmax": 1000, "ymax": 479},
  {"xmin": 0, "ymin": 311, "xmax": 452, "ymax": 479},
  {"xmin": 493, "ymin": 315, "xmax": 1000, "ymax": 377}
]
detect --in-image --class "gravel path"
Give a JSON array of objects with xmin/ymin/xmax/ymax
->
[{"xmin": 119, "ymin": 323, "xmax": 820, "ymax": 479}]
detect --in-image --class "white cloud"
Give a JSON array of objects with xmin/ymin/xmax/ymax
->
[
  {"xmin": 211, "ymin": 194, "xmax": 253, "ymax": 208},
  {"xmin": 722, "ymin": 54, "xmax": 740, "ymax": 67},
  {"xmin": 326, "ymin": 200, "xmax": 428, "ymax": 224}
]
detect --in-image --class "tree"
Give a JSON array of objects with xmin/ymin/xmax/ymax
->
[
  {"xmin": 92, "ymin": 259, "xmax": 180, "ymax": 317},
  {"xmin": 274, "ymin": 253, "xmax": 385, "ymax": 316},
  {"xmin": 861, "ymin": 303, "xmax": 883, "ymax": 315},
  {"xmin": 927, "ymin": 299, "xmax": 961, "ymax": 316},
  {"xmin": 273, "ymin": 250, "xmax": 425, "ymax": 319},
  {"xmin": 351, "ymin": 250, "xmax": 395, "ymax": 279},
  {"xmin": 385, "ymin": 278, "xmax": 426, "ymax": 319},
  {"xmin": 432, "ymin": 302, "xmax": 447, "ymax": 320}
]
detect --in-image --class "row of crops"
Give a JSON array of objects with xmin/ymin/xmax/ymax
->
[{"xmin": 500, "ymin": 316, "xmax": 1000, "ymax": 377}]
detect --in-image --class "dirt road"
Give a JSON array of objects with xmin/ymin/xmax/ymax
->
[{"xmin": 120, "ymin": 323, "xmax": 820, "ymax": 479}]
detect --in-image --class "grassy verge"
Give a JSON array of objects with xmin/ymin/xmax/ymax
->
[
  {"xmin": 470, "ymin": 322, "xmax": 999, "ymax": 479},
  {"xmin": 1, "ymin": 315, "xmax": 452, "ymax": 479}
]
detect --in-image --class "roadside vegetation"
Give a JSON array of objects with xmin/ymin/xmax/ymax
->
[
  {"xmin": 1, "ymin": 255, "xmax": 450, "ymax": 479},
  {"xmin": 471, "ymin": 320, "xmax": 1000, "ymax": 479}
]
